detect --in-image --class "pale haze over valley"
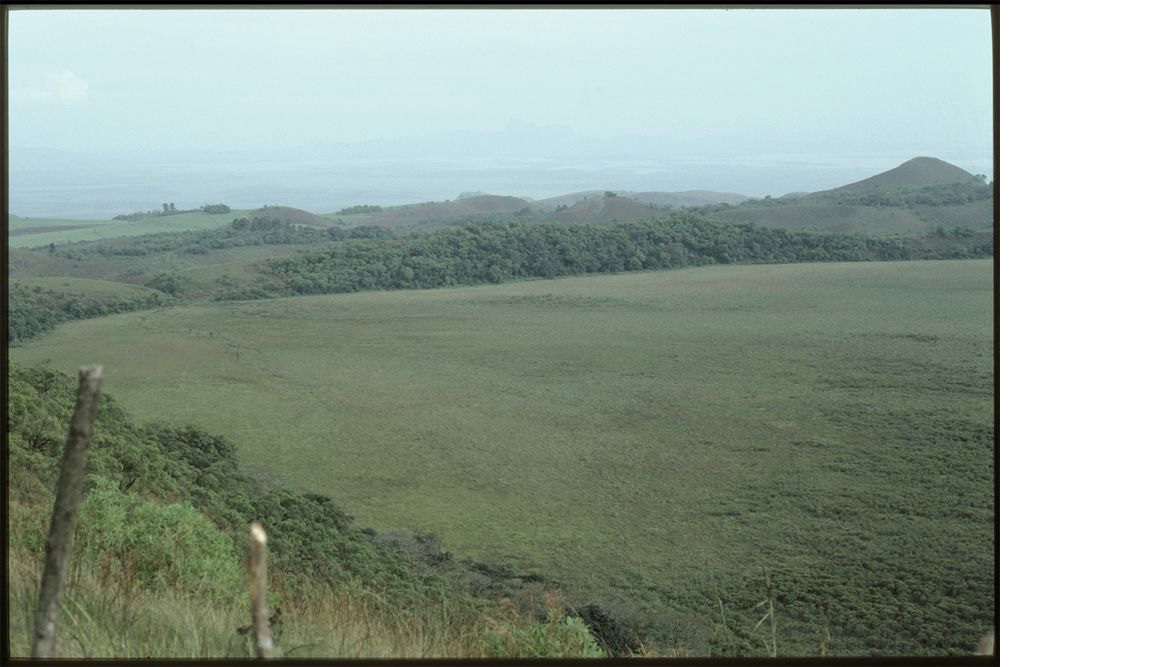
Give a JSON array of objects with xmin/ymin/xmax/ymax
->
[{"xmin": 7, "ymin": 7, "xmax": 993, "ymax": 219}]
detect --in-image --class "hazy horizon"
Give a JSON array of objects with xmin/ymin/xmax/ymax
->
[{"xmin": 7, "ymin": 7, "xmax": 993, "ymax": 219}]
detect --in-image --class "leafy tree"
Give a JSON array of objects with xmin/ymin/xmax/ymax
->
[{"xmin": 146, "ymin": 271, "xmax": 191, "ymax": 296}]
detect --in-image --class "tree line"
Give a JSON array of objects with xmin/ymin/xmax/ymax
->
[
  {"xmin": 8, "ymin": 283, "xmax": 171, "ymax": 343},
  {"xmin": 263, "ymin": 212, "xmax": 993, "ymax": 296},
  {"xmin": 112, "ymin": 203, "xmax": 232, "ymax": 221},
  {"xmin": 53, "ymin": 217, "xmax": 396, "ymax": 258}
]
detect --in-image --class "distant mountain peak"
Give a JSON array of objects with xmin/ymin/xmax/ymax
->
[{"xmin": 821, "ymin": 157, "xmax": 977, "ymax": 194}]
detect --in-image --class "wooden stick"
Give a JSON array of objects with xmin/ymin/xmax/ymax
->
[
  {"xmin": 977, "ymin": 630, "xmax": 996, "ymax": 656},
  {"xmin": 31, "ymin": 365, "xmax": 104, "ymax": 658},
  {"xmin": 248, "ymin": 522, "xmax": 276, "ymax": 658}
]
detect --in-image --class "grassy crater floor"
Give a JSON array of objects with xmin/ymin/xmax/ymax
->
[{"xmin": 10, "ymin": 259, "xmax": 995, "ymax": 656}]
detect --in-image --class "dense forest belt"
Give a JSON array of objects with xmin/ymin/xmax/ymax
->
[
  {"xmin": 260, "ymin": 213, "xmax": 992, "ymax": 297},
  {"xmin": 8, "ymin": 282, "xmax": 172, "ymax": 343},
  {"xmin": 8, "ymin": 213, "xmax": 991, "ymax": 343}
]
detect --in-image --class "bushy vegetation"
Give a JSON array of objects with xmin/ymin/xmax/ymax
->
[
  {"xmin": 8, "ymin": 281, "xmax": 171, "ymax": 343},
  {"xmin": 265, "ymin": 212, "xmax": 992, "ymax": 296},
  {"xmin": 689, "ymin": 179, "xmax": 992, "ymax": 216},
  {"xmin": 11, "ymin": 213, "xmax": 990, "ymax": 343},
  {"xmin": 809, "ymin": 179, "xmax": 993, "ymax": 208},
  {"xmin": 113, "ymin": 203, "xmax": 186, "ymax": 221},
  {"xmin": 336, "ymin": 204, "xmax": 385, "ymax": 215},
  {"xmin": 6, "ymin": 364, "xmax": 605, "ymax": 658}
]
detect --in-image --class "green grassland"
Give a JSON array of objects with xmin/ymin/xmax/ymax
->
[
  {"xmin": 11, "ymin": 259, "xmax": 994, "ymax": 655},
  {"xmin": 8, "ymin": 217, "xmax": 122, "ymax": 232},
  {"xmin": 8, "ymin": 210, "xmax": 253, "ymax": 248}
]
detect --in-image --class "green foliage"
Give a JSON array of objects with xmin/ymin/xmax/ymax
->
[
  {"xmin": 8, "ymin": 281, "xmax": 171, "ymax": 343},
  {"xmin": 263, "ymin": 212, "xmax": 991, "ymax": 297},
  {"xmin": 200, "ymin": 204, "xmax": 231, "ymax": 214},
  {"xmin": 808, "ymin": 179, "xmax": 993, "ymax": 208},
  {"xmin": 6, "ymin": 364, "xmax": 426, "ymax": 602},
  {"xmin": 146, "ymin": 272, "xmax": 192, "ymax": 296},
  {"xmin": 484, "ymin": 610, "xmax": 605, "ymax": 658},
  {"xmin": 931, "ymin": 224, "xmax": 976, "ymax": 238},
  {"xmin": 116, "ymin": 204, "xmax": 187, "ymax": 221},
  {"xmin": 37, "ymin": 217, "xmax": 395, "ymax": 260},
  {"xmin": 74, "ymin": 479, "xmax": 244, "ymax": 596},
  {"xmin": 6, "ymin": 362, "xmax": 630, "ymax": 657},
  {"xmin": 336, "ymin": 204, "xmax": 385, "ymax": 215}
]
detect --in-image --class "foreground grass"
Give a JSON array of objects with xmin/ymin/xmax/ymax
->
[
  {"xmin": 7, "ymin": 546, "xmax": 600, "ymax": 659},
  {"xmin": 11, "ymin": 260, "xmax": 994, "ymax": 655}
]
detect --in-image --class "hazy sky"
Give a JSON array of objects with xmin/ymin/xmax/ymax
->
[{"xmin": 8, "ymin": 7, "xmax": 992, "ymax": 160}]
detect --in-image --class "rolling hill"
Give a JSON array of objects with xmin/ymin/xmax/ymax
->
[
  {"xmin": 249, "ymin": 205, "xmax": 334, "ymax": 227},
  {"xmin": 531, "ymin": 190, "xmax": 750, "ymax": 211},
  {"xmin": 702, "ymin": 157, "xmax": 993, "ymax": 235},
  {"xmin": 812, "ymin": 156, "xmax": 982, "ymax": 195},
  {"xmin": 540, "ymin": 193, "xmax": 664, "ymax": 225},
  {"xmin": 325, "ymin": 195, "xmax": 534, "ymax": 228}
]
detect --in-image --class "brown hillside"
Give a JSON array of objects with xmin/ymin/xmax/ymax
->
[
  {"xmin": 628, "ymin": 191, "xmax": 751, "ymax": 207},
  {"xmin": 455, "ymin": 195, "xmax": 533, "ymax": 214},
  {"xmin": 819, "ymin": 157, "xmax": 977, "ymax": 194},
  {"xmin": 532, "ymin": 190, "xmax": 750, "ymax": 211},
  {"xmin": 707, "ymin": 204, "xmax": 933, "ymax": 235},
  {"xmin": 342, "ymin": 195, "xmax": 533, "ymax": 228},
  {"xmin": 543, "ymin": 194, "xmax": 660, "ymax": 225}
]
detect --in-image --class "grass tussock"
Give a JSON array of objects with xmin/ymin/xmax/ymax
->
[{"xmin": 7, "ymin": 544, "xmax": 603, "ymax": 659}]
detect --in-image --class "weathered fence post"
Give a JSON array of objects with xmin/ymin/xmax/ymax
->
[
  {"xmin": 248, "ymin": 522, "xmax": 276, "ymax": 658},
  {"xmin": 31, "ymin": 365, "xmax": 104, "ymax": 658},
  {"xmin": 976, "ymin": 630, "xmax": 996, "ymax": 655}
]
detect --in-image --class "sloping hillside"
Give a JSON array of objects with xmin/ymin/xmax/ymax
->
[
  {"xmin": 532, "ymin": 190, "xmax": 749, "ymax": 212},
  {"xmin": 815, "ymin": 156, "xmax": 978, "ymax": 194},
  {"xmin": 328, "ymin": 195, "xmax": 533, "ymax": 228},
  {"xmin": 705, "ymin": 157, "xmax": 993, "ymax": 234},
  {"xmin": 250, "ymin": 206, "xmax": 334, "ymax": 227},
  {"xmin": 619, "ymin": 190, "xmax": 751, "ymax": 207},
  {"xmin": 706, "ymin": 204, "xmax": 932, "ymax": 235},
  {"xmin": 541, "ymin": 194, "xmax": 662, "ymax": 224}
]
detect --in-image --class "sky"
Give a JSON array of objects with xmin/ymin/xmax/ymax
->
[{"xmin": 8, "ymin": 7, "xmax": 993, "ymax": 160}]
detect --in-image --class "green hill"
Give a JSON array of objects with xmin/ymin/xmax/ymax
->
[
  {"xmin": 701, "ymin": 157, "xmax": 993, "ymax": 234},
  {"xmin": 325, "ymin": 195, "xmax": 534, "ymax": 228},
  {"xmin": 249, "ymin": 206, "xmax": 333, "ymax": 227},
  {"xmin": 541, "ymin": 193, "xmax": 663, "ymax": 224}
]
